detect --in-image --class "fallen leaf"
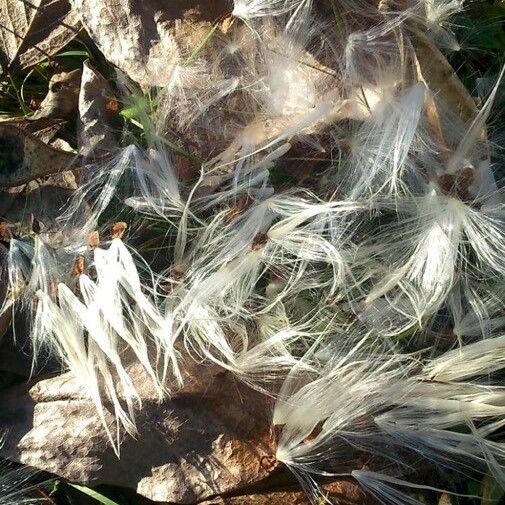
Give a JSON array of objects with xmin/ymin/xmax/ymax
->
[
  {"xmin": 0, "ymin": 124, "xmax": 78, "ymax": 187},
  {"xmin": 50, "ymin": 137, "xmax": 75, "ymax": 152},
  {"xmin": 0, "ymin": 366, "xmax": 277, "ymax": 503},
  {"xmin": 78, "ymin": 60, "xmax": 117, "ymax": 156},
  {"xmin": 410, "ymin": 26, "xmax": 478, "ymax": 123},
  {"xmin": 0, "ymin": 177, "xmax": 77, "ymax": 234},
  {"xmin": 0, "ymin": 0, "xmax": 81, "ymax": 73},
  {"xmin": 0, "ymin": 117, "xmax": 67, "ymax": 144},
  {"xmin": 71, "ymin": 0, "xmax": 232, "ymax": 87},
  {"xmin": 32, "ymin": 68, "xmax": 82, "ymax": 119},
  {"xmin": 200, "ymin": 480, "xmax": 370, "ymax": 505}
]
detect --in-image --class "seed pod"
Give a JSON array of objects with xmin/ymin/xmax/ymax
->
[
  {"xmin": 73, "ymin": 256, "xmax": 85, "ymax": 276},
  {"xmin": 31, "ymin": 215, "xmax": 41, "ymax": 235},
  {"xmin": 88, "ymin": 231, "xmax": 100, "ymax": 249},
  {"xmin": 111, "ymin": 222, "xmax": 128, "ymax": 239},
  {"xmin": 252, "ymin": 231, "xmax": 268, "ymax": 251}
]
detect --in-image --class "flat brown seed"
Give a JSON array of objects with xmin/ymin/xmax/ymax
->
[
  {"xmin": 252, "ymin": 231, "xmax": 268, "ymax": 251},
  {"xmin": 88, "ymin": 231, "xmax": 100, "ymax": 249},
  {"xmin": 73, "ymin": 256, "xmax": 86, "ymax": 276},
  {"xmin": 111, "ymin": 222, "xmax": 128, "ymax": 239},
  {"xmin": 437, "ymin": 173, "xmax": 456, "ymax": 197},
  {"xmin": 31, "ymin": 215, "xmax": 41, "ymax": 234}
]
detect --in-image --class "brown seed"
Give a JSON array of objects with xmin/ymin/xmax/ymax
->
[
  {"xmin": 338, "ymin": 139, "xmax": 351, "ymax": 153},
  {"xmin": 456, "ymin": 166, "xmax": 475, "ymax": 196},
  {"xmin": 438, "ymin": 166, "xmax": 476, "ymax": 202},
  {"xmin": 220, "ymin": 15, "xmax": 234, "ymax": 34},
  {"xmin": 31, "ymin": 214, "xmax": 41, "ymax": 234},
  {"xmin": 437, "ymin": 173, "xmax": 456, "ymax": 197},
  {"xmin": 273, "ymin": 423, "xmax": 285, "ymax": 441},
  {"xmin": 111, "ymin": 222, "xmax": 128, "ymax": 239},
  {"xmin": 73, "ymin": 256, "xmax": 85, "ymax": 276},
  {"xmin": 303, "ymin": 420, "xmax": 325, "ymax": 445},
  {"xmin": 251, "ymin": 231, "xmax": 268, "ymax": 251},
  {"xmin": 224, "ymin": 194, "xmax": 252, "ymax": 224},
  {"xmin": 105, "ymin": 99, "xmax": 119, "ymax": 113},
  {"xmin": 88, "ymin": 231, "xmax": 100, "ymax": 249}
]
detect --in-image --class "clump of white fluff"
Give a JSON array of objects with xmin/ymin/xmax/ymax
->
[{"xmin": 4, "ymin": 1, "xmax": 505, "ymax": 504}]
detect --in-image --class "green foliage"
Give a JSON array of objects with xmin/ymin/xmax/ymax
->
[{"xmin": 67, "ymin": 484, "xmax": 121, "ymax": 505}]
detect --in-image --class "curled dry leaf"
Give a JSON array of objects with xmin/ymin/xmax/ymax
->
[
  {"xmin": 200, "ymin": 480, "xmax": 370, "ymax": 505},
  {"xmin": 0, "ymin": 366, "xmax": 277, "ymax": 503},
  {"xmin": 0, "ymin": 117, "xmax": 67, "ymax": 144},
  {"xmin": 0, "ymin": 176, "xmax": 76, "ymax": 231},
  {"xmin": 0, "ymin": 0, "xmax": 81, "ymax": 73},
  {"xmin": 0, "ymin": 124, "xmax": 78, "ymax": 187},
  {"xmin": 78, "ymin": 60, "xmax": 117, "ymax": 156},
  {"xmin": 32, "ymin": 68, "xmax": 82, "ymax": 119},
  {"xmin": 51, "ymin": 137, "xmax": 76, "ymax": 152},
  {"xmin": 410, "ymin": 26, "xmax": 478, "ymax": 123},
  {"xmin": 71, "ymin": 0, "xmax": 232, "ymax": 87}
]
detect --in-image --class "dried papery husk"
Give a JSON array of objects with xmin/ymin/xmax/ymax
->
[{"xmin": 0, "ymin": 364, "xmax": 277, "ymax": 503}]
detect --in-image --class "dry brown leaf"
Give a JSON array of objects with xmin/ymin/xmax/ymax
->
[
  {"xmin": 51, "ymin": 137, "xmax": 75, "ymax": 152},
  {"xmin": 0, "ymin": 0, "xmax": 81, "ymax": 73},
  {"xmin": 78, "ymin": 60, "xmax": 117, "ymax": 155},
  {"xmin": 410, "ymin": 26, "xmax": 478, "ymax": 124},
  {"xmin": 0, "ymin": 366, "xmax": 277, "ymax": 503},
  {"xmin": 32, "ymin": 68, "xmax": 82, "ymax": 119},
  {"xmin": 71, "ymin": 0, "xmax": 232, "ymax": 87},
  {"xmin": 0, "ymin": 123, "xmax": 78, "ymax": 187},
  {"xmin": 201, "ymin": 480, "xmax": 370, "ymax": 505},
  {"xmin": 0, "ymin": 177, "xmax": 76, "ymax": 233},
  {"xmin": 0, "ymin": 117, "xmax": 66, "ymax": 144}
]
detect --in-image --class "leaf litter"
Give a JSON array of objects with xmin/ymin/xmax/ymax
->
[{"xmin": 0, "ymin": 1, "xmax": 504, "ymax": 505}]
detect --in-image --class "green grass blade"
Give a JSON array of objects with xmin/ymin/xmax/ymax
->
[
  {"xmin": 67, "ymin": 483, "xmax": 121, "ymax": 505},
  {"xmin": 184, "ymin": 22, "xmax": 219, "ymax": 66}
]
